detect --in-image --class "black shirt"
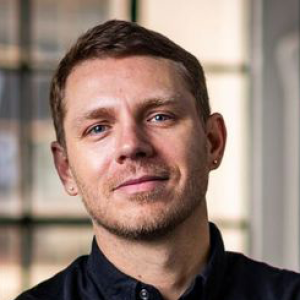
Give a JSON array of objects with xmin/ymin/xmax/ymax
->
[{"xmin": 15, "ymin": 223, "xmax": 300, "ymax": 300}]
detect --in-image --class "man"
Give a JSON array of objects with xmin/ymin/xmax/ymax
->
[{"xmin": 16, "ymin": 20, "xmax": 300, "ymax": 300}]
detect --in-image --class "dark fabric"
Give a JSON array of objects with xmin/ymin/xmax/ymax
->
[{"xmin": 15, "ymin": 223, "xmax": 300, "ymax": 300}]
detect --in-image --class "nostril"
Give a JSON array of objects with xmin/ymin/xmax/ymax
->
[{"xmin": 135, "ymin": 151, "xmax": 147, "ymax": 158}]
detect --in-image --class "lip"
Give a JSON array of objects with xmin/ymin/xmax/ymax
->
[{"xmin": 114, "ymin": 175, "xmax": 169, "ymax": 191}]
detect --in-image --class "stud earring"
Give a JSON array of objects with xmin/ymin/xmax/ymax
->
[{"xmin": 213, "ymin": 159, "xmax": 218, "ymax": 164}]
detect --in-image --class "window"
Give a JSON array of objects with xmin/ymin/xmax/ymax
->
[{"xmin": 0, "ymin": 1, "xmax": 251, "ymax": 299}]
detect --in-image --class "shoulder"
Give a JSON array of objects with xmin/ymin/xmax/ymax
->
[
  {"xmin": 14, "ymin": 255, "xmax": 88, "ymax": 300},
  {"xmin": 224, "ymin": 251, "xmax": 300, "ymax": 299}
]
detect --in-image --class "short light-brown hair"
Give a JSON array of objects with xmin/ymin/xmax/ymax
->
[{"xmin": 50, "ymin": 20, "xmax": 210, "ymax": 146}]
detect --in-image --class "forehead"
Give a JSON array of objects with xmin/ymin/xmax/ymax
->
[
  {"xmin": 66, "ymin": 55, "xmax": 189, "ymax": 91},
  {"xmin": 64, "ymin": 56, "xmax": 194, "ymax": 118}
]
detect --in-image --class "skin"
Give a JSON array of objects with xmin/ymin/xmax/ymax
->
[{"xmin": 52, "ymin": 56, "xmax": 226, "ymax": 300}]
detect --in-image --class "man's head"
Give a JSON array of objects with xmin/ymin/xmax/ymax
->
[
  {"xmin": 50, "ymin": 19, "xmax": 210, "ymax": 147},
  {"xmin": 50, "ymin": 20, "xmax": 226, "ymax": 241}
]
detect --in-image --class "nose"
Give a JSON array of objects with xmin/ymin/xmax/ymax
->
[{"xmin": 114, "ymin": 124, "xmax": 155, "ymax": 164}]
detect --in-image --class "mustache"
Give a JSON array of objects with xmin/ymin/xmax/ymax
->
[{"xmin": 105, "ymin": 161, "xmax": 173, "ymax": 192}]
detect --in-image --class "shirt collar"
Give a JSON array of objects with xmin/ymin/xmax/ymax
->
[
  {"xmin": 87, "ymin": 222, "xmax": 226, "ymax": 300},
  {"xmin": 199, "ymin": 223, "xmax": 227, "ymax": 299},
  {"xmin": 87, "ymin": 239, "xmax": 138, "ymax": 300}
]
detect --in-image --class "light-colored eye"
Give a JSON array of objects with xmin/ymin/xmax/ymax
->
[
  {"xmin": 88, "ymin": 124, "xmax": 109, "ymax": 135},
  {"xmin": 149, "ymin": 114, "xmax": 172, "ymax": 122}
]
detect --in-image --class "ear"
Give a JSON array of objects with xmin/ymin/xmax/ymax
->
[
  {"xmin": 205, "ymin": 113, "xmax": 227, "ymax": 170},
  {"xmin": 51, "ymin": 141, "xmax": 78, "ymax": 196}
]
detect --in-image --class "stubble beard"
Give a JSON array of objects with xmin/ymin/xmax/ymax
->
[{"xmin": 73, "ymin": 155, "xmax": 209, "ymax": 241}]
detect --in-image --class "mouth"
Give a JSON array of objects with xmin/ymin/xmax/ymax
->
[{"xmin": 113, "ymin": 175, "xmax": 169, "ymax": 193}]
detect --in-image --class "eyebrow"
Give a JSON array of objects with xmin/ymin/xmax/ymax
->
[
  {"xmin": 135, "ymin": 95, "xmax": 183, "ymax": 112},
  {"xmin": 73, "ymin": 106, "xmax": 115, "ymax": 130}
]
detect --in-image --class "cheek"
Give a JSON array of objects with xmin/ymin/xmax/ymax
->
[
  {"xmin": 159, "ymin": 125, "xmax": 206, "ymax": 166},
  {"xmin": 68, "ymin": 141, "xmax": 112, "ymax": 182}
]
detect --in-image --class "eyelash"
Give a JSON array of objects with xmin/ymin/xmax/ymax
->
[
  {"xmin": 147, "ymin": 113, "xmax": 175, "ymax": 124},
  {"xmin": 87, "ymin": 124, "xmax": 110, "ymax": 136},
  {"xmin": 148, "ymin": 113, "xmax": 172, "ymax": 122}
]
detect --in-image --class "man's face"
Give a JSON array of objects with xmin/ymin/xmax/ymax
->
[{"xmin": 56, "ymin": 56, "xmax": 216, "ymax": 240}]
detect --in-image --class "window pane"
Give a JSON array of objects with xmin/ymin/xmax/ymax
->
[
  {"xmin": 30, "ymin": 226, "xmax": 92, "ymax": 286},
  {"xmin": 31, "ymin": 0, "xmax": 110, "ymax": 66},
  {"xmin": 0, "ymin": 0, "xmax": 20, "ymax": 66},
  {"xmin": 0, "ymin": 70, "xmax": 20, "ymax": 119},
  {"xmin": 0, "ymin": 70, "xmax": 21, "ymax": 216},
  {"xmin": 140, "ymin": 0, "xmax": 249, "ymax": 64},
  {"xmin": 206, "ymin": 72, "xmax": 249, "ymax": 222},
  {"xmin": 108, "ymin": 0, "xmax": 130, "ymax": 20},
  {"xmin": 0, "ymin": 227, "xmax": 22, "ymax": 300},
  {"xmin": 219, "ymin": 225, "xmax": 248, "ymax": 253}
]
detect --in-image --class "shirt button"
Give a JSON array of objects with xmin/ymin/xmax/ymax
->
[{"xmin": 139, "ymin": 288, "xmax": 149, "ymax": 300}]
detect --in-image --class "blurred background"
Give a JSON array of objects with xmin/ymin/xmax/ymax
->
[{"xmin": 0, "ymin": 0, "xmax": 299, "ymax": 299}]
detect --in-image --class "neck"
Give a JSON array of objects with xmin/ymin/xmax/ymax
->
[{"xmin": 94, "ymin": 202, "xmax": 210, "ymax": 300}]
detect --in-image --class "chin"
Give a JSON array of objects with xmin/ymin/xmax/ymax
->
[{"xmin": 91, "ymin": 197, "xmax": 199, "ymax": 242}]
